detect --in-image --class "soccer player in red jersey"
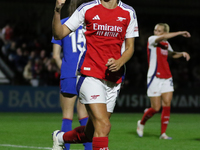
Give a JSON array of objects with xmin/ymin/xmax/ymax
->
[
  {"xmin": 137, "ymin": 23, "xmax": 191, "ymax": 139},
  {"xmin": 52, "ymin": 0, "xmax": 139, "ymax": 149}
]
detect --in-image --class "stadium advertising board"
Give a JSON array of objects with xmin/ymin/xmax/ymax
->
[
  {"xmin": 0, "ymin": 86, "xmax": 199, "ymax": 113},
  {"xmin": 115, "ymin": 88, "xmax": 200, "ymax": 113},
  {"xmin": 0, "ymin": 85, "xmax": 61, "ymax": 112}
]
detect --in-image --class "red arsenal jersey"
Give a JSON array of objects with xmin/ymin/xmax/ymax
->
[
  {"xmin": 147, "ymin": 35, "xmax": 173, "ymax": 79},
  {"xmin": 65, "ymin": 0, "xmax": 139, "ymax": 83}
]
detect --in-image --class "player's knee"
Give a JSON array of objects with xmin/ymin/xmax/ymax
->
[
  {"xmin": 152, "ymin": 106, "xmax": 161, "ymax": 112},
  {"xmin": 103, "ymin": 120, "xmax": 111, "ymax": 134},
  {"xmin": 95, "ymin": 119, "xmax": 111, "ymax": 136},
  {"xmin": 162, "ymin": 101, "xmax": 171, "ymax": 107},
  {"xmin": 104, "ymin": 120, "xmax": 111, "ymax": 130}
]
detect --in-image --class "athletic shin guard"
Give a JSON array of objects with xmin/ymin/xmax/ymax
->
[
  {"xmin": 161, "ymin": 106, "xmax": 171, "ymax": 134},
  {"xmin": 61, "ymin": 118, "xmax": 72, "ymax": 150},
  {"xmin": 92, "ymin": 137, "xmax": 109, "ymax": 150},
  {"xmin": 141, "ymin": 108, "xmax": 157, "ymax": 125}
]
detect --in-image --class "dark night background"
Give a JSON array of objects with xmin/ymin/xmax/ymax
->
[{"xmin": 0, "ymin": 0, "xmax": 200, "ymax": 90}]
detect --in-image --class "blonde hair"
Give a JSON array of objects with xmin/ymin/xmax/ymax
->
[{"xmin": 156, "ymin": 23, "xmax": 170, "ymax": 33}]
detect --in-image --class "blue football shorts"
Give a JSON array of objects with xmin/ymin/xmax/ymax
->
[{"xmin": 60, "ymin": 77, "xmax": 78, "ymax": 95}]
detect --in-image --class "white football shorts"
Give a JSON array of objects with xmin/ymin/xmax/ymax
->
[
  {"xmin": 76, "ymin": 76, "xmax": 121, "ymax": 113},
  {"xmin": 147, "ymin": 76, "xmax": 174, "ymax": 97}
]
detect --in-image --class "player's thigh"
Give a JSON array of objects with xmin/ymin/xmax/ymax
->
[
  {"xmin": 161, "ymin": 92, "xmax": 173, "ymax": 106},
  {"xmin": 60, "ymin": 93, "xmax": 76, "ymax": 119},
  {"xmin": 76, "ymin": 99, "xmax": 88, "ymax": 119},
  {"xmin": 149, "ymin": 96, "xmax": 162, "ymax": 111},
  {"xmin": 60, "ymin": 77, "xmax": 77, "ymax": 110},
  {"xmin": 86, "ymin": 103, "xmax": 108, "ymax": 122},
  {"xmin": 85, "ymin": 103, "xmax": 111, "ymax": 137},
  {"xmin": 60, "ymin": 78, "xmax": 77, "ymax": 118},
  {"xmin": 77, "ymin": 77, "xmax": 112, "ymax": 133},
  {"xmin": 160, "ymin": 78, "xmax": 174, "ymax": 106}
]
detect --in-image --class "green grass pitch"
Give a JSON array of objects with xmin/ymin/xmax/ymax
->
[{"xmin": 0, "ymin": 113, "xmax": 199, "ymax": 150}]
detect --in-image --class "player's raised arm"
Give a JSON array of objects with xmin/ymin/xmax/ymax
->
[
  {"xmin": 169, "ymin": 51, "xmax": 190, "ymax": 61},
  {"xmin": 53, "ymin": 0, "xmax": 71, "ymax": 40},
  {"xmin": 155, "ymin": 31, "xmax": 191, "ymax": 43}
]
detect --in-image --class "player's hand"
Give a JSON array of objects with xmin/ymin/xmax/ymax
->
[
  {"xmin": 106, "ymin": 58, "xmax": 122, "ymax": 72},
  {"xmin": 182, "ymin": 52, "xmax": 190, "ymax": 61},
  {"xmin": 55, "ymin": 0, "xmax": 66, "ymax": 12},
  {"xmin": 181, "ymin": 31, "xmax": 191, "ymax": 38}
]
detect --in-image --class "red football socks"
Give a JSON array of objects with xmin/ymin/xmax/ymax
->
[
  {"xmin": 140, "ymin": 108, "xmax": 157, "ymax": 125},
  {"xmin": 62, "ymin": 125, "xmax": 109, "ymax": 150},
  {"xmin": 161, "ymin": 106, "xmax": 171, "ymax": 134},
  {"xmin": 92, "ymin": 137, "xmax": 109, "ymax": 150},
  {"xmin": 63, "ymin": 126, "xmax": 90, "ymax": 143}
]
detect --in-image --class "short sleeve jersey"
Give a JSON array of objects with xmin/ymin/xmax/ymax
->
[
  {"xmin": 64, "ymin": 0, "xmax": 139, "ymax": 83},
  {"xmin": 51, "ymin": 18, "xmax": 85, "ymax": 79},
  {"xmin": 147, "ymin": 35, "xmax": 173, "ymax": 79}
]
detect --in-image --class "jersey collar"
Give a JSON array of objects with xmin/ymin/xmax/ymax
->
[{"xmin": 96, "ymin": 0, "xmax": 122, "ymax": 6}]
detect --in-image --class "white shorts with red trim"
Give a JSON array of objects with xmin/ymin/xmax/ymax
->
[
  {"xmin": 147, "ymin": 76, "xmax": 174, "ymax": 97},
  {"xmin": 77, "ymin": 76, "xmax": 121, "ymax": 113}
]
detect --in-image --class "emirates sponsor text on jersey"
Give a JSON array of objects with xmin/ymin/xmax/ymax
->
[
  {"xmin": 93, "ymin": 23, "xmax": 123, "ymax": 37},
  {"xmin": 161, "ymin": 49, "xmax": 168, "ymax": 55}
]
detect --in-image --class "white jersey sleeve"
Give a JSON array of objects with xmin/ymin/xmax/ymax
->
[
  {"xmin": 64, "ymin": 1, "xmax": 98, "ymax": 32},
  {"xmin": 147, "ymin": 36, "xmax": 157, "ymax": 77},
  {"xmin": 148, "ymin": 35, "xmax": 173, "ymax": 52},
  {"xmin": 124, "ymin": 7, "xmax": 139, "ymax": 38},
  {"xmin": 148, "ymin": 35, "xmax": 157, "ymax": 46},
  {"xmin": 121, "ymin": 40, "xmax": 125, "ymax": 55},
  {"xmin": 167, "ymin": 42, "xmax": 173, "ymax": 52},
  {"xmin": 64, "ymin": 9, "xmax": 84, "ymax": 32}
]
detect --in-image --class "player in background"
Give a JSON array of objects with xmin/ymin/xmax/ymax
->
[
  {"xmin": 137, "ymin": 23, "xmax": 191, "ymax": 139},
  {"xmin": 51, "ymin": 0, "xmax": 139, "ymax": 150},
  {"xmin": 51, "ymin": 0, "xmax": 92, "ymax": 149}
]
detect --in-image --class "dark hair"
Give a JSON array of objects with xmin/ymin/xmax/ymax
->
[{"xmin": 68, "ymin": 0, "xmax": 93, "ymax": 16}]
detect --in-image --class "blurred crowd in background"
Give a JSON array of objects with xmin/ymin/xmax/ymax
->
[
  {"xmin": 0, "ymin": 18, "xmax": 200, "ymax": 89},
  {"xmin": 0, "ymin": 21, "xmax": 60, "ymax": 87}
]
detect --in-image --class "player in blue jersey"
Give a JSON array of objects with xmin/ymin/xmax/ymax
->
[{"xmin": 51, "ymin": 0, "xmax": 92, "ymax": 150}]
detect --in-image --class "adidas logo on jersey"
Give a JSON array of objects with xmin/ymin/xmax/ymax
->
[{"xmin": 92, "ymin": 15, "xmax": 100, "ymax": 20}]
